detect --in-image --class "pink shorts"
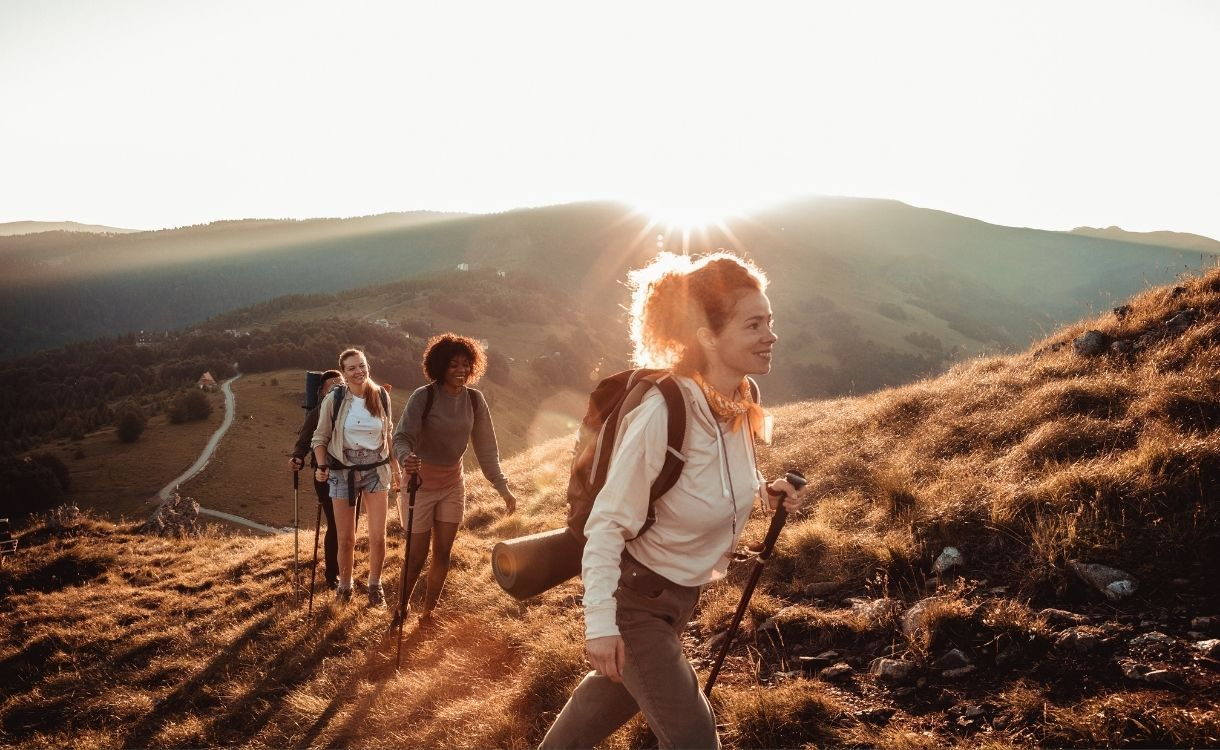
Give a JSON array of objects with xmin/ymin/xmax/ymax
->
[{"xmin": 402, "ymin": 479, "xmax": 464, "ymax": 533}]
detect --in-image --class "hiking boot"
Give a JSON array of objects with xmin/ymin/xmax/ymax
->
[
  {"xmin": 367, "ymin": 584, "xmax": 386, "ymax": 608},
  {"xmin": 335, "ymin": 586, "xmax": 353, "ymax": 604}
]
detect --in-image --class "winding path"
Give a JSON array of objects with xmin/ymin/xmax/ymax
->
[{"xmin": 155, "ymin": 373, "xmax": 282, "ymax": 535}]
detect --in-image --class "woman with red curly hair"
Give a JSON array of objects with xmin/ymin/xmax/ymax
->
[
  {"xmin": 391, "ymin": 333, "xmax": 517, "ymax": 624},
  {"xmin": 540, "ymin": 252, "xmax": 808, "ymax": 749}
]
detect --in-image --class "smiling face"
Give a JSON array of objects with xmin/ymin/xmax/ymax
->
[
  {"xmin": 442, "ymin": 354, "xmax": 473, "ymax": 393},
  {"xmin": 340, "ymin": 352, "xmax": 369, "ymax": 389},
  {"xmin": 702, "ymin": 289, "xmax": 777, "ymax": 382}
]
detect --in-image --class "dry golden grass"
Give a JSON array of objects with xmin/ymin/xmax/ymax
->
[{"xmin": 3, "ymin": 269, "xmax": 1219, "ymax": 748}]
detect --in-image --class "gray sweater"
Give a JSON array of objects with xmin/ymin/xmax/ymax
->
[{"xmin": 391, "ymin": 384, "xmax": 510, "ymax": 496}]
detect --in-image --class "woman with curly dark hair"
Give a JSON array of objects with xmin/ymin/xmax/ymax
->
[{"xmin": 391, "ymin": 332, "xmax": 517, "ymax": 623}]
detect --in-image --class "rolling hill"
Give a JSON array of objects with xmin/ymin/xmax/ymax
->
[
  {"xmin": 5, "ymin": 197, "xmax": 1215, "ymax": 405},
  {"xmin": 1, "ymin": 263, "xmax": 1216, "ymax": 749}
]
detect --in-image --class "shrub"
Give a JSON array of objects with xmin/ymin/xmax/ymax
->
[
  {"xmin": 168, "ymin": 389, "xmax": 212, "ymax": 424},
  {"xmin": 115, "ymin": 404, "xmax": 147, "ymax": 443}
]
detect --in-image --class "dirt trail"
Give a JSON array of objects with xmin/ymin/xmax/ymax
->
[{"xmin": 155, "ymin": 374, "xmax": 282, "ymax": 535}]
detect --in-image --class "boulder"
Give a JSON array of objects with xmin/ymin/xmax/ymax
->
[
  {"xmin": 1068, "ymin": 560, "xmax": 1138, "ymax": 601},
  {"xmin": 933, "ymin": 547, "xmax": 963, "ymax": 574},
  {"xmin": 870, "ymin": 657, "xmax": 918, "ymax": 685},
  {"xmin": 1072, "ymin": 330, "xmax": 1110, "ymax": 356}
]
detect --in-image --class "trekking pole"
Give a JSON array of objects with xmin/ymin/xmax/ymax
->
[
  {"xmin": 293, "ymin": 469, "xmax": 300, "ymax": 604},
  {"xmin": 394, "ymin": 471, "xmax": 421, "ymax": 669},
  {"xmin": 307, "ymin": 498, "xmax": 322, "ymax": 615},
  {"xmin": 704, "ymin": 470, "xmax": 807, "ymax": 697}
]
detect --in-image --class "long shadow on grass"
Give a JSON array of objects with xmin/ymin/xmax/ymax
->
[
  {"xmin": 295, "ymin": 621, "xmax": 435, "ymax": 749},
  {"xmin": 118, "ymin": 609, "xmax": 281, "ymax": 748},
  {"xmin": 205, "ymin": 608, "xmax": 360, "ymax": 746}
]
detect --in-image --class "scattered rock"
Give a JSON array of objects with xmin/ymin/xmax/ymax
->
[
  {"xmin": 933, "ymin": 547, "xmax": 963, "ymax": 574},
  {"xmin": 902, "ymin": 596, "xmax": 951, "ymax": 636},
  {"xmin": 1166, "ymin": 308, "xmax": 1198, "ymax": 332},
  {"xmin": 1191, "ymin": 616, "xmax": 1216, "ymax": 633},
  {"xmin": 932, "ymin": 648, "xmax": 972, "ymax": 670},
  {"xmin": 870, "ymin": 657, "xmax": 918, "ymax": 685},
  {"xmin": 1112, "ymin": 304, "xmax": 1133, "ymax": 320},
  {"xmin": 804, "ymin": 581, "xmax": 840, "ymax": 596},
  {"xmin": 1130, "ymin": 631, "xmax": 1174, "ymax": 648},
  {"xmin": 798, "ymin": 654, "xmax": 835, "ymax": 674},
  {"xmin": 1068, "ymin": 560, "xmax": 1138, "ymax": 601},
  {"xmin": 1110, "ymin": 339, "xmax": 1134, "ymax": 355},
  {"xmin": 1193, "ymin": 639, "xmax": 1220, "ymax": 658},
  {"xmin": 142, "ymin": 492, "xmax": 201, "ymax": 538},
  {"xmin": 856, "ymin": 707, "xmax": 896, "ymax": 724},
  {"xmin": 942, "ymin": 665, "xmax": 976, "ymax": 679},
  {"xmin": 46, "ymin": 504, "xmax": 84, "ymax": 529},
  {"xmin": 820, "ymin": 662, "xmax": 853, "ymax": 681},
  {"xmin": 1073, "ymin": 330, "xmax": 1110, "ymax": 356},
  {"xmin": 1056, "ymin": 627, "xmax": 1100, "ymax": 654},
  {"xmin": 963, "ymin": 704, "xmax": 989, "ymax": 719},
  {"xmin": 1039, "ymin": 607, "xmax": 1090, "ymax": 627},
  {"xmin": 847, "ymin": 597, "xmax": 901, "ymax": 623}
]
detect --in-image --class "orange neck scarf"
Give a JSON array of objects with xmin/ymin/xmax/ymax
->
[{"xmin": 692, "ymin": 372, "xmax": 767, "ymax": 441}]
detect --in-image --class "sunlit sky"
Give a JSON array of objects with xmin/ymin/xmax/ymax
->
[{"xmin": 2, "ymin": 1, "xmax": 1217, "ymax": 237}]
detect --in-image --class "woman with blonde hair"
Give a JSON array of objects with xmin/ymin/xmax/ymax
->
[
  {"xmin": 311, "ymin": 348, "xmax": 397, "ymax": 607},
  {"xmin": 540, "ymin": 251, "xmax": 807, "ymax": 749}
]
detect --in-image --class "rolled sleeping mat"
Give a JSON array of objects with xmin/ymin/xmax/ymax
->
[{"xmin": 492, "ymin": 526, "xmax": 584, "ymax": 600}]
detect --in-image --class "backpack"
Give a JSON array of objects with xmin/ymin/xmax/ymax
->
[
  {"xmin": 490, "ymin": 368, "xmax": 760, "ymax": 600},
  {"xmin": 563, "ymin": 368, "xmax": 760, "ymax": 542},
  {"xmin": 419, "ymin": 382, "xmax": 480, "ymax": 424},
  {"xmin": 330, "ymin": 384, "xmax": 391, "ymax": 423}
]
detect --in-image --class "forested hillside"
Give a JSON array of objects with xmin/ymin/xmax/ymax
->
[{"xmin": 4, "ymin": 199, "xmax": 1214, "ymax": 403}]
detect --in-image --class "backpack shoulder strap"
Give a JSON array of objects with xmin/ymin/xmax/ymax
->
[
  {"xmin": 632, "ymin": 371, "xmax": 686, "ymax": 538},
  {"xmin": 422, "ymin": 382, "xmax": 436, "ymax": 423},
  {"xmin": 379, "ymin": 386, "xmax": 390, "ymax": 414},
  {"xmin": 330, "ymin": 385, "xmax": 348, "ymax": 423},
  {"xmin": 746, "ymin": 376, "xmax": 760, "ymax": 405}
]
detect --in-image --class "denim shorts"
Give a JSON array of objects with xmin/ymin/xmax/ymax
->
[{"xmin": 327, "ymin": 447, "xmax": 387, "ymax": 500}]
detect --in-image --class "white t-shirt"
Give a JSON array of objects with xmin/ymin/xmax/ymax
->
[{"xmin": 343, "ymin": 396, "xmax": 385, "ymax": 450}]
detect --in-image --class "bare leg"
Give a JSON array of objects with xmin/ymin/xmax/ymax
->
[
  {"xmin": 421, "ymin": 521, "xmax": 459, "ymax": 615},
  {"xmin": 331, "ymin": 499, "xmax": 356, "ymax": 589},
  {"xmin": 399, "ymin": 530, "xmax": 432, "ymax": 611},
  {"xmin": 363, "ymin": 490, "xmax": 388, "ymax": 582}
]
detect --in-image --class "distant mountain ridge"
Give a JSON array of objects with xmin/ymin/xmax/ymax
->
[
  {"xmin": 2, "ymin": 198, "xmax": 1216, "ymax": 404},
  {"xmin": 1070, "ymin": 225, "xmax": 1220, "ymax": 254},
  {"xmin": 0, "ymin": 220, "xmax": 140, "ymax": 236}
]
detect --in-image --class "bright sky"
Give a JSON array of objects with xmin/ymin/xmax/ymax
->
[{"xmin": 2, "ymin": 1, "xmax": 1217, "ymax": 237}]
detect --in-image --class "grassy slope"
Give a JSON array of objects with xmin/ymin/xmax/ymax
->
[{"xmin": 2, "ymin": 269, "xmax": 1218, "ymax": 748}]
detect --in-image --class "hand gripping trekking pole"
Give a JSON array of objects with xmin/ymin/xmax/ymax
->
[
  {"xmin": 395, "ymin": 471, "xmax": 421, "ymax": 669},
  {"xmin": 704, "ymin": 470, "xmax": 807, "ymax": 697},
  {"xmin": 307, "ymin": 498, "xmax": 322, "ymax": 615}
]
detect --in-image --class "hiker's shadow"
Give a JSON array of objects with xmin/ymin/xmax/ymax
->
[
  {"xmin": 119, "ymin": 607, "xmax": 281, "ymax": 748},
  {"xmin": 295, "ymin": 619, "xmax": 436, "ymax": 749},
  {"xmin": 203, "ymin": 606, "xmax": 359, "ymax": 745}
]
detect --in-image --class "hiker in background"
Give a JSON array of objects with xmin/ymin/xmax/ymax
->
[
  {"xmin": 311, "ymin": 349, "xmax": 399, "ymax": 607},
  {"xmin": 392, "ymin": 333, "xmax": 517, "ymax": 624},
  {"xmin": 540, "ymin": 252, "xmax": 808, "ymax": 750},
  {"xmin": 289, "ymin": 368, "xmax": 343, "ymax": 590}
]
